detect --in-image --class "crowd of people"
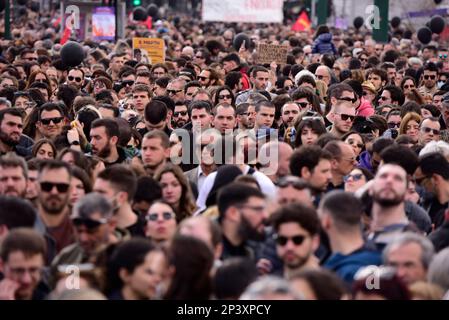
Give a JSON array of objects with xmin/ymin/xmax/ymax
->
[{"xmin": 1, "ymin": 4, "xmax": 449, "ymax": 300}]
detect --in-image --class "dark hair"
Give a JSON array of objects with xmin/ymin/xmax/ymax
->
[
  {"xmin": 97, "ymin": 164, "xmax": 137, "ymax": 200},
  {"xmin": 295, "ymin": 118, "xmax": 327, "ymax": 148},
  {"xmin": 155, "ymin": 76, "xmax": 170, "ymax": 88},
  {"xmin": 0, "ymin": 196, "xmax": 36, "ymax": 230},
  {"xmin": 38, "ymin": 159, "xmax": 72, "ymax": 178},
  {"xmin": 270, "ymin": 203, "xmax": 320, "ymax": 236},
  {"xmin": 189, "ymin": 100, "xmax": 212, "ymax": 116},
  {"xmin": 0, "ymin": 108, "xmax": 24, "ymax": 123},
  {"xmin": 372, "ymin": 137, "xmax": 395, "ymax": 155},
  {"xmin": 214, "ymin": 85, "xmax": 235, "ymax": 106},
  {"xmin": 1, "ymin": 228, "xmax": 46, "ymax": 262},
  {"xmin": 380, "ymin": 144, "xmax": 419, "ymax": 175},
  {"xmin": 225, "ymin": 71, "xmax": 242, "ymax": 91},
  {"xmin": 289, "ymin": 145, "xmax": 332, "ymax": 177},
  {"xmin": 107, "ymin": 238, "xmax": 157, "ymax": 293},
  {"xmin": 222, "ymin": 53, "xmax": 240, "ymax": 65},
  {"xmin": 153, "ymin": 95, "xmax": 175, "ymax": 113},
  {"xmin": 91, "ymin": 118, "xmax": 120, "ymax": 139},
  {"xmin": 420, "ymin": 152, "xmax": 449, "ymax": 180},
  {"xmin": 57, "ymin": 148, "xmax": 89, "ymax": 171},
  {"xmin": 38, "ymin": 102, "xmax": 65, "ymax": 121},
  {"xmin": 71, "ymin": 166, "xmax": 93, "ymax": 194},
  {"xmin": 31, "ymin": 138, "xmax": 57, "ymax": 159},
  {"xmin": 133, "ymin": 176, "xmax": 162, "ymax": 204},
  {"xmin": 320, "ymin": 190, "xmax": 363, "ymax": 229},
  {"xmin": 217, "ymin": 182, "xmax": 265, "ymax": 222},
  {"xmin": 383, "ymin": 85, "xmax": 405, "ymax": 105},
  {"xmin": 352, "ymin": 270, "xmax": 411, "ymax": 300},
  {"xmin": 144, "ymin": 100, "xmax": 168, "ymax": 124},
  {"xmin": 291, "ymin": 269, "xmax": 348, "ymax": 300},
  {"xmin": 213, "ymin": 258, "xmax": 258, "ymax": 299},
  {"xmin": 164, "ymin": 235, "xmax": 214, "ymax": 300}
]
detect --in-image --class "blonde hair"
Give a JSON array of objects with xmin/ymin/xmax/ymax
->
[
  {"xmin": 399, "ymin": 112, "xmax": 422, "ymax": 135},
  {"xmin": 409, "ymin": 281, "xmax": 444, "ymax": 300}
]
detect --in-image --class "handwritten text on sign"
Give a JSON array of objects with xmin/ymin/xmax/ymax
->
[
  {"xmin": 202, "ymin": 0, "xmax": 284, "ymax": 23},
  {"xmin": 257, "ymin": 44, "xmax": 288, "ymax": 65}
]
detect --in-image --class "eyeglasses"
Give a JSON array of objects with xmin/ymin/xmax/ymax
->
[
  {"xmin": 174, "ymin": 111, "xmax": 188, "ymax": 117},
  {"xmin": 360, "ymin": 58, "xmax": 368, "ymax": 62},
  {"xmin": 315, "ymin": 75, "xmax": 327, "ymax": 80},
  {"xmin": 338, "ymin": 97, "xmax": 357, "ymax": 103},
  {"xmin": 219, "ymin": 94, "xmax": 232, "ymax": 100},
  {"xmin": 68, "ymin": 76, "xmax": 82, "ymax": 83},
  {"xmin": 424, "ymin": 75, "xmax": 437, "ymax": 80},
  {"xmin": 167, "ymin": 89, "xmax": 183, "ymax": 95},
  {"xmin": 337, "ymin": 113, "xmax": 355, "ymax": 121},
  {"xmin": 274, "ymin": 234, "xmax": 306, "ymax": 246},
  {"xmin": 347, "ymin": 139, "xmax": 364, "ymax": 149},
  {"xmin": 387, "ymin": 122, "xmax": 401, "ymax": 129},
  {"xmin": 122, "ymin": 80, "xmax": 134, "ymax": 87},
  {"xmin": 73, "ymin": 217, "xmax": 107, "ymax": 229},
  {"xmin": 146, "ymin": 212, "xmax": 175, "ymax": 221},
  {"xmin": 94, "ymin": 82, "xmax": 106, "ymax": 88},
  {"xmin": 40, "ymin": 182, "xmax": 70, "ymax": 193},
  {"xmin": 421, "ymin": 127, "xmax": 440, "ymax": 135},
  {"xmin": 343, "ymin": 173, "xmax": 364, "ymax": 182},
  {"xmin": 40, "ymin": 117, "xmax": 64, "ymax": 125}
]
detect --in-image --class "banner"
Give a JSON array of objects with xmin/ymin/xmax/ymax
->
[
  {"xmin": 92, "ymin": 7, "xmax": 116, "ymax": 41},
  {"xmin": 202, "ymin": 0, "xmax": 284, "ymax": 23},
  {"xmin": 132, "ymin": 38, "xmax": 165, "ymax": 64}
]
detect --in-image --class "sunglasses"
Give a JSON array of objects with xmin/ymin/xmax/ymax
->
[
  {"xmin": 198, "ymin": 76, "xmax": 209, "ymax": 81},
  {"xmin": 343, "ymin": 173, "xmax": 364, "ymax": 182},
  {"xmin": 403, "ymin": 84, "xmax": 415, "ymax": 89},
  {"xmin": 379, "ymin": 96, "xmax": 390, "ymax": 101},
  {"xmin": 146, "ymin": 212, "xmax": 175, "ymax": 221},
  {"xmin": 73, "ymin": 217, "xmax": 107, "ymax": 229},
  {"xmin": 40, "ymin": 182, "xmax": 70, "ymax": 193},
  {"xmin": 338, "ymin": 113, "xmax": 355, "ymax": 121},
  {"xmin": 421, "ymin": 127, "xmax": 440, "ymax": 135},
  {"xmin": 68, "ymin": 76, "xmax": 82, "ymax": 83},
  {"xmin": 167, "ymin": 89, "xmax": 183, "ymax": 95},
  {"xmin": 387, "ymin": 122, "xmax": 401, "ymax": 129},
  {"xmin": 195, "ymin": 55, "xmax": 204, "ymax": 59},
  {"xmin": 40, "ymin": 117, "xmax": 64, "ymax": 125},
  {"xmin": 276, "ymin": 177, "xmax": 307, "ymax": 190},
  {"xmin": 174, "ymin": 111, "xmax": 188, "ymax": 117},
  {"xmin": 338, "ymin": 97, "xmax": 357, "ymax": 103},
  {"xmin": 424, "ymin": 75, "xmax": 436, "ymax": 80},
  {"xmin": 298, "ymin": 102, "xmax": 309, "ymax": 109},
  {"xmin": 219, "ymin": 94, "xmax": 232, "ymax": 99},
  {"xmin": 439, "ymin": 54, "xmax": 448, "ymax": 59},
  {"xmin": 274, "ymin": 234, "xmax": 306, "ymax": 246},
  {"xmin": 122, "ymin": 80, "xmax": 134, "ymax": 87}
]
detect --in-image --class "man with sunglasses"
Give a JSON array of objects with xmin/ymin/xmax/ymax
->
[
  {"xmin": 377, "ymin": 85, "xmax": 404, "ymax": 107},
  {"xmin": 172, "ymin": 102, "xmax": 190, "ymax": 129},
  {"xmin": 35, "ymin": 160, "xmax": 74, "ymax": 264},
  {"xmin": 67, "ymin": 68, "xmax": 85, "ymax": 90},
  {"xmin": 271, "ymin": 203, "xmax": 321, "ymax": 278},
  {"xmin": 419, "ymin": 117, "xmax": 441, "ymax": 145},
  {"xmin": 419, "ymin": 62, "xmax": 439, "ymax": 98},
  {"xmin": 319, "ymin": 191, "xmax": 381, "ymax": 285},
  {"xmin": 329, "ymin": 101, "xmax": 356, "ymax": 138},
  {"xmin": 166, "ymin": 78, "xmax": 186, "ymax": 103},
  {"xmin": 276, "ymin": 176, "xmax": 313, "ymax": 208},
  {"xmin": 50, "ymin": 193, "xmax": 122, "ymax": 282},
  {"xmin": 36, "ymin": 103, "xmax": 66, "ymax": 141}
]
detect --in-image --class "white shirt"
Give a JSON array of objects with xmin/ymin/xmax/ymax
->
[{"xmin": 195, "ymin": 165, "xmax": 276, "ymax": 215}]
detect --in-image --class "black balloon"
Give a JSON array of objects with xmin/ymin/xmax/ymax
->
[
  {"xmin": 233, "ymin": 33, "xmax": 251, "ymax": 51},
  {"xmin": 435, "ymin": 0, "xmax": 443, "ymax": 4},
  {"xmin": 30, "ymin": 1, "xmax": 39, "ymax": 12},
  {"xmin": 60, "ymin": 41, "xmax": 85, "ymax": 67},
  {"xmin": 417, "ymin": 27, "xmax": 433, "ymax": 44},
  {"xmin": 391, "ymin": 16, "xmax": 401, "ymax": 29},
  {"xmin": 403, "ymin": 29, "xmax": 413, "ymax": 39},
  {"xmin": 133, "ymin": 6, "xmax": 148, "ymax": 22},
  {"xmin": 17, "ymin": 0, "xmax": 27, "ymax": 5},
  {"xmin": 147, "ymin": 4, "xmax": 159, "ymax": 19},
  {"xmin": 430, "ymin": 15, "xmax": 446, "ymax": 34},
  {"xmin": 353, "ymin": 17, "xmax": 364, "ymax": 29}
]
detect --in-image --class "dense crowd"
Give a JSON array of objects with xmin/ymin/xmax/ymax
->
[{"xmin": 1, "ymin": 4, "xmax": 449, "ymax": 300}]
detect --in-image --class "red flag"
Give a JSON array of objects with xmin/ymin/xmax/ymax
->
[
  {"xmin": 292, "ymin": 11, "xmax": 311, "ymax": 32},
  {"xmin": 60, "ymin": 26, "xmax": 72, "ymax": 45}
]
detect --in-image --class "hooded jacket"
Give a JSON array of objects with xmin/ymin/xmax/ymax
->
[{"xmin": 312, "ymin": 33, "xmax": 337, "ymax": 55}]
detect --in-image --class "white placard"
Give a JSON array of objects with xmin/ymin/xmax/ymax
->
[{"xmin": 202, "ymin": 0, "xmax": 284, "ymax": 23}]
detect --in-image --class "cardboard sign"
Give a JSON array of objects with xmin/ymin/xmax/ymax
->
[
  {"xmin": 132, "ymin": 38, "xmax": 165, "ymax": 65},
  {"xmin": 256, "ymin": 44, "xmax": 288, "ymax": 65}
]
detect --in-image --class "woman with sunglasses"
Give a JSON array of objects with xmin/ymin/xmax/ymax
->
[
  {"xmin": 342, "ymin": 131, "xmax": 365, "ymax": 158},
  {"xmin": 145, "ymin": 200, "xmax": 178, "ymax": 243},
  {"xmin": 213, "ymin": 85, "xmax": 235, "ymax": 107},
  {"xmin": 274, "ymin": 76, "xmax": 295, "ymax": 94},
  {"xmin": 154, "ymin": 163, "xmax": 196, "ymax": 222},
  {"xmin": 26, "ymin": 70, "xmax": 51, "ymax": 90},
  {"xmin": 344, "ymin": 167, "xmax": 373, "ymax": 193}
]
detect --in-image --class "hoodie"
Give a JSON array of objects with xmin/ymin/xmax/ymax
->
[
  {"xmin": 358, "ymin": 150, "xmax": 374, "ymax": 174},
  {"xmin": 357, "ymin": 97, "xmax": 375, "ymax": 117},
  {"xmin": 312, "ymin": 33, "xmax": 337, "ymax": 55}
]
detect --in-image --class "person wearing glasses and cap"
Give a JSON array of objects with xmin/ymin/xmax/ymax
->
[{"xmin": 49, "ymin": 193, "xmax": 128, "ymax": 287}]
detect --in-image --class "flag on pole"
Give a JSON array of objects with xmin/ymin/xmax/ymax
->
[{"xmin": 292, "ymin": 11, "xmax": 311, "ymax": 32}]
